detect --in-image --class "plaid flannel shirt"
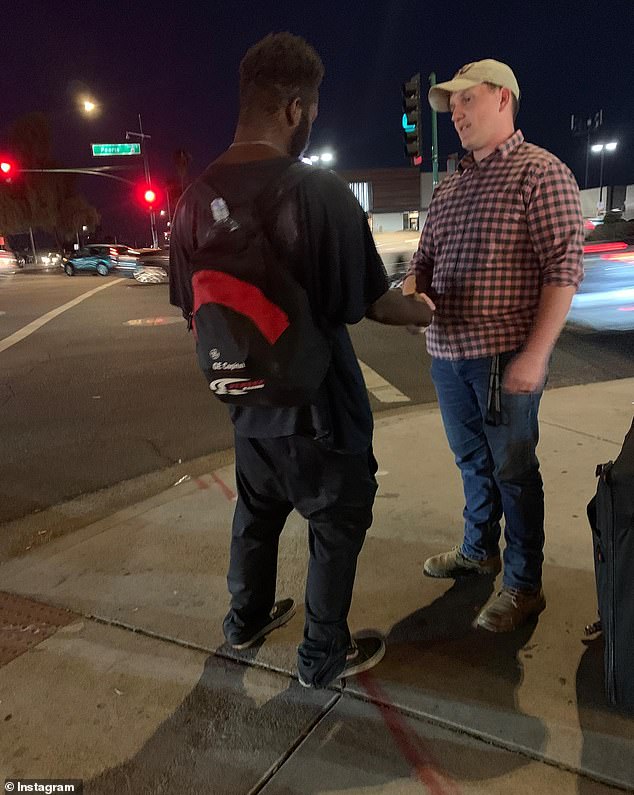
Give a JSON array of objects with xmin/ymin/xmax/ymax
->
[{"xmin": 408, "ymin": 130, "xmax": 584, "ymax": 360}]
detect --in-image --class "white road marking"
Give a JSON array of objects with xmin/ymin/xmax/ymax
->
[
  {"xmin": 358, "ymin": 360, "xmax": 410, "ymax": 403},
  {"xmin": 1, "ymin": 281, "xmax": 411, "ymax": 405},
  {"xmin": 0, "ymin": 279, "xmax": 124, "ymax": 354},
  {"xmin": 124, "ymin": 316, "xmax": 182, "ymax": 326}
]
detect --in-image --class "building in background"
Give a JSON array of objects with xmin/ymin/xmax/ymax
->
[
  {"xmin": 339, "ymin": 166, "xmax": 634, "ymax": 234},
  {"xmin": 338, "ymin": 167, "xmax": 447, "ymax": 233}
]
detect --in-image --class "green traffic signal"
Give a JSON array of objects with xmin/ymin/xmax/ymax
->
[
  {"xmin": 401, "ymin": 74, "xmax": 422, "ymax": 165},
  {"xmin": 402, "ymin": 113, "xmax": 416, "ymax": 134}
]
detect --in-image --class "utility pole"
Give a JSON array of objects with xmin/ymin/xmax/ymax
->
[
  {"xmin": 571, "ymin": 110, "xmax": 603, "ymax": 189},
  {"xmin": 429, "ymin": 72, "xmax": 439, "ymax": 187},
  {"xmin": 126, "ymin": 115, "xmax": 158, "ymax": 248}
]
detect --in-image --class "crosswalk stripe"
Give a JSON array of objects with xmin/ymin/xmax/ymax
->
[{"xmin": 358, "ymin": 360, "xmax": 410, "ymax": 403}]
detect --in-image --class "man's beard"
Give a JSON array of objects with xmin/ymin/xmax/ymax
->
[{"xmin": 288, "ymin": 112, "xmax": 311, "ymax": 159}]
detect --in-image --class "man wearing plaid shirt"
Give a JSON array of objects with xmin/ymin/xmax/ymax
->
[{"xmin": 404, "ymin": 59, "xmax": 583, "ymax": 632}]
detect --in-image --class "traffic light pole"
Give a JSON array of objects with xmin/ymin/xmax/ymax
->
[
  {"xmin": 429, "ymin": 72, "xmax": 439, "ymax": 187},
  {"xmin": 20, "ymin": 167, "xmax": 134, "ymax": 186},
  {"xmin": 126, "ymin": 115, "xmax": 158, "ymax": 249}
]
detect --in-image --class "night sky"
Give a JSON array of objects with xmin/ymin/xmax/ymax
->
[{"xmin": 4, "ymin": 1, "xmax": 634, "ymax": 242}]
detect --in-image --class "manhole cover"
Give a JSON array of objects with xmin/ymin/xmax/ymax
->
[{"xmin": 0, "ymin": 591, "xmax": 77, "ymax": 666}]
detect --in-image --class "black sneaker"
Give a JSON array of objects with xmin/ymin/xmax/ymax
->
[
  {"xmin": 298, "ymin": 632, "xmax": 386, "ymax": 688},
  {"xmin": 229, "ymin": 599, "xmax": 296, "ymax": 650},
  {"xmin": 339, "ymin": 633, "xmax": 386, "ymax": 679}
]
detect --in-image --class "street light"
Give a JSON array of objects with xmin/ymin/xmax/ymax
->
[
  {"xmin": 591, "ymin": 141, "xmax": 618, "ymax": 213},
  {"xmin": 302, "ymin": 151, "xmax": 336, "ymax": 167},
  {"xmin": 79, "ymin": 96, "xmax": 99, "ymax": 117}
]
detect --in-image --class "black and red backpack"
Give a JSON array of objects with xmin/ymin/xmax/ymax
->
[{"xmin": 186, "ymin": 162, "xmax": 331, "ymax": 406}]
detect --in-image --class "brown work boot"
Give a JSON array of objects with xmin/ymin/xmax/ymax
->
[
  {"xmin": 476, "ymin": 587, "xmax": 546, "ymax": 633},
  {"xmin": 423, "ymin": 546, "xmax": 501, "ymax": 579}
]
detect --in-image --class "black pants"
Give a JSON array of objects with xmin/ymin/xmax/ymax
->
[{"xmin": 224, "ymin": 434, "xmax": 378, "ymax": 687}]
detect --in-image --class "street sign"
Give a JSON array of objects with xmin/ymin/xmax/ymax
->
[{"xmin": 91, "ymin": 143, "xmax": 141, "ymax": 157}]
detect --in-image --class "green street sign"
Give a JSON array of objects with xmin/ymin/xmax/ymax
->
[{"xmin": 91, "ymin": 143, "xmax": 141, "ymax": 157}]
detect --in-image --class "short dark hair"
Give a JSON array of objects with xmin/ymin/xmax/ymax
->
[
  {"xmin": 239, "ymin": 32, "xmax": 324, "ymax": 121},
  {"xmin": 484, "ymin": 81, "xmax": 519, "ymax": 121}
]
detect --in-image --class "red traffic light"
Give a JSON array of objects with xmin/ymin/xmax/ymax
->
[
  {"xmin": 136, "ymin": 183, "xmax": 161, "ymax": 209},
  {"xmin": 1, "ymin": 159, "xmax": 16, "ymax": 181}
]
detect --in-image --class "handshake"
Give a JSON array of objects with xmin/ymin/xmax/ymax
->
[
  {"xmin": 366, "ymin": 271, "xmax": 435, "ymax": 330},
  {"xmin": 402, "ymin": 274, "xmax": 436, "ymax": 335}
]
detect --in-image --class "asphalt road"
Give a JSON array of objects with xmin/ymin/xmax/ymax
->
[{"xmin": 1, "ymin": 269, "xmax": 633, "ymax": 526}]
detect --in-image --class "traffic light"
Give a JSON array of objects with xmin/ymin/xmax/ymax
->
[
  {"xmin": 136, "ymin": 183, "xmax": 160, "ymax": 208},
  {"xmin": 401, "ymin": 73, "xmax": 422, "ymax": 166},
  {"xmin": 0, "ymin": 158, "xmax": 16, "ymax": 182}
]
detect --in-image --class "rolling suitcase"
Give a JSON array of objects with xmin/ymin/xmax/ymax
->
[{"xmin": 587, "ymin": 418, "xmax": 634, "ymax": 711}]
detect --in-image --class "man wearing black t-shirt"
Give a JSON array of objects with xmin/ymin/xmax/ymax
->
[{"xmin": 170, "ymin": 32, "xmax": 433, "ymax": 689}]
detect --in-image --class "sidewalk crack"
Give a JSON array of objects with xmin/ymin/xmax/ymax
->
[
  {"xmin": 246, "ymin": 691, "xmax": 342, "ymax": 795},
  {"xmin": 540, "ymin": 419, "xmax": 625, "ymax": 446}
]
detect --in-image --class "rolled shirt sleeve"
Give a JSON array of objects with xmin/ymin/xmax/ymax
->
[{"xmin": 525, "ymin": 161, "xmax": 584, "ymax": 289}]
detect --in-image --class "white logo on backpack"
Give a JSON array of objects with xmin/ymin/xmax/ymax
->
[
  {"xmin": 210, "ymin": 377, "xmax": 265, "ymax": 396},
  {"xmin": 212, "ymin": 361, "xmax": 246, "ymax": 371}
]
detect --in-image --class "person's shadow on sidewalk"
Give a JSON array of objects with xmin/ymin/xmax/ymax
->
[
  {"xmin": 83, "ymin": 641, "xmax": 327, "ymax": 795},
  {"xmin": 380, "ymin": 576, "xmax": 549, "ymax": 782},
  {"xmin": 83, "ymin": 640, "xmax": 474, "ymax": 795},
  {"xmin": 83, "ymin": 580, "xmax": 547, "ymax": 794}
]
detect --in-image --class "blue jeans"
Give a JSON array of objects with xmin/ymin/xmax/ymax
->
[{"xmin": 431, "ymin": 355, "xmax": 544, "ymax": 591}]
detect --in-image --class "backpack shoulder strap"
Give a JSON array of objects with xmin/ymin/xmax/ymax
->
[{"xmin": 257, "ymin": 161, "xmax": 313, "ymax": 217}]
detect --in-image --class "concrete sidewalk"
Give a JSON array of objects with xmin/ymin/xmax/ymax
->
[{"xmin": 1, "ymin": 379, "xmax": 634, "ymax": 794}]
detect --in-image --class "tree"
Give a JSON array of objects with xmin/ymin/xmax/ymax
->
[
  {"xmin": 0, "ymin": 112, "xmax": 100, "ymax": 245},
  {"xmin": 56, "ymin": 194, "xmax": 100, "ymax": 243}
]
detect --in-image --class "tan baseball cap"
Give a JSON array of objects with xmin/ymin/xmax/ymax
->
[{"xmin": 428, "ymin": 59, "xmax": 520, "ymax": 112}]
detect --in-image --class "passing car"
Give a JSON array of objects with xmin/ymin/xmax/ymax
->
[
  {"xmin": 62, "ymin": 246, "xmax": 114, "ymax": 276},
  {"xmin": 132, "ymin": 248, "xmax": 169, "ymax": 284},
  {"xmin": 388, "ymin": 254, "xmax": 410, "ymax": 289},
  {"xmin": 62, "ymin": 244, "xmax": 142, "ymax": 276},
  {"xmin": 568, "ymin": 241, "xmax": 634, "ymax": 331},
  {"xmin": 38, "ymin": 251, "xmax": 62, "ymax": 268},
  {"xmin": 0, "ymin": 245, "xmax": 19, "ymax": 274}
]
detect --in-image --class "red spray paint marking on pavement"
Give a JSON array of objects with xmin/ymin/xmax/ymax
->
[
  {"xmin": 357, "ymin": 671, "xmax": 462, "ymax": 795},
  {"xmin": 210, "ymin": 471, "xmax": 237, "ymax": 502},
  {"xmin": 195, "ymin": 477, "xmax": 210, "ymax": 490}
]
